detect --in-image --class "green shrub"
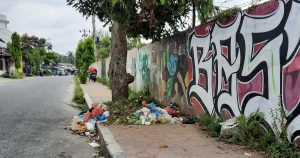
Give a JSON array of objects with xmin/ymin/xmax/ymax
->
[
  {"xmin": 207, "ymin": 117, "xmax": 223, "ymax": 137},
  {"xmin": 0, "ymin": 72, "xmax": 11, "ymax": 78},
  {"xmin": 72, "ymin": 77, "xmax": 85, "ymax": 104},
  {"xmin": 268, "ymin": 141, "xmax": 300, "ymax": 158},
  {"xmin": 223, "ymin": 113, "xmax": 274, "ymax": 150},
  {"xmin": 78, "ymin": 103, "xmax": 89, "ymax": 112},
  {"xmin": 10, "ymin": 73, "xmax": 23, "ymax": 79},
  {"xmin": 43, "ymin": 69, "xmax": 52, "ymax": 76},
  {"xmin": 79, "ymin": 72, "xmax": 87, "ymax": 84}
]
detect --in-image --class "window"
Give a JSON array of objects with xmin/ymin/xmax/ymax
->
[{"xmin": 0, "ymin": 58, "xmax": 3, "ymax": 70}]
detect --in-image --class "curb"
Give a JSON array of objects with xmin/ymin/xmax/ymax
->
[
  {"xmin": 80, "ymin": 84, "xmax": 93, "ymax": 108},
  {"xmin": 97, "ymin": 123, "xmax": 126, "ymax": 158},
  {"xmin": 80, "ymin": 84, "xmax": 126, "ymax": 158}
]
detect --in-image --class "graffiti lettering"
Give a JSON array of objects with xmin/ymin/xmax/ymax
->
[{"xmin": 187, "ymin": 0, "xmax": 300, "ymax": 142}]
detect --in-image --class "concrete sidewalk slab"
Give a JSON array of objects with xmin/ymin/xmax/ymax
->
[
  {"xmin": 80, "ymin": 81, "xmax": 266, "ymax": 158},
  {"xmin": 109, "ymin": 124, "xmax": 267, "ymax": 158},
  {"xmin": 80, "ymin": 82, "xmax": 112, "ymax": 106}
]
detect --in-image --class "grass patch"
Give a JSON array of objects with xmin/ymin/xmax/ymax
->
[
  {"xmin": 72, "ymin": 76, "xmax": 89, "ymax": 111},
  {"xmin": 196, "ymin": 114, "xmax": 223, "ymax": 137},
  {"xmin": 268, "ymin": 141, "xmax": 300, "ymax": 158},
  {"xmin": 0, "ymin": 72, "xmax": 24, "ymax": 79},
  {"xmin": 195, "ymin": 112, "xmax": 300, "ymax": 158}
]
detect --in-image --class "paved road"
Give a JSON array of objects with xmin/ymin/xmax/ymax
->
[{"xmin": 0, "ymin": 76, "xmax": 94, "ymax": 158}]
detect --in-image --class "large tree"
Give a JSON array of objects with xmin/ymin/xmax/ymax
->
[
  {"xmin": 21, "ymin": 34, "xmax": 52, "ymax": 64},
  {"xmin": 7, "ymin": 32, "xmax": 22, "ymax": 73},
  {"xmin": 67, "ymin": 0, "xmax": 213, "ymax": 101}
]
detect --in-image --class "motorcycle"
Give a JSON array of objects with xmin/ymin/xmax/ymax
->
[{"xmin": 89, "ymin": 73, "xmax": 97, "ymax": 82}]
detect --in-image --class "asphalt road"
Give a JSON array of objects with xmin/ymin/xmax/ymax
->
[{"xmin": 0, "ymin": 76, "xmax": 94, "ymax": 158}]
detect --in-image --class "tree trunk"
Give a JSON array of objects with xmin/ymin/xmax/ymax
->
[{"xmin": 108, "ymin": 21, "xmax": 134, "ymax": 101}]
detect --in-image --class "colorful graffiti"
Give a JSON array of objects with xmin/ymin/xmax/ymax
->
[
  {"xmin": 138, "ymin": 54, "xmax": 150, "ymax": 83},
  {"xmin": 187, "ymin": 0, "xmax": 300, "ymax": 142},
  {"xmin": 160, "ymin": 36, "xmax": 192, "ymax": 107}
]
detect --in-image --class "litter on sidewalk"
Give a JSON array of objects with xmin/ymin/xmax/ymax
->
[
  {"xmin": 70, "ymin": 103, "xmax": 110, "ymax": 137},
  {"xmin": 131, "ymin": 100, "xmax": 183, "ymax": 125}
]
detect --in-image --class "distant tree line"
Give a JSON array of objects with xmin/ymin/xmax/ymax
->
[{"xmin": 7, "ymin": 32, "xmax": 75, "ymax": 76}]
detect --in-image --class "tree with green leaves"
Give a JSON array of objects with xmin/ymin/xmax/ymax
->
[
  {"xmin": 127, "ymin": 37, "xmax": 144, "ymax": 50},
  {"xmin": 67, "ymin": 0, "xmax": 214, "ymax": 101},
  {"xmin": 21, "ymin": 34, "xmax": 52, "ymax": 64},
  {"xmin": 7, "ymin": 32, "xmax": 22, "ymax": 73},
  {"xmin": 96, "ymin": 34, "xmax": 111, "ymax": 60},
  {"xmin": 75, "ymin": 40, "xmax": 85, "ymax": 70},
  {"xmin": 75, "ymin": 37, "xmax": 95, "ymax": 84},
  {"xmin": 44, "ymin": 51, "xmax": 59, "ymax": 65}
]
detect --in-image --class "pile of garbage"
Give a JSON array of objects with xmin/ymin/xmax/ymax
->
[
  {"xmin": 105, "ymin": 99, "xmax": 142, "ymax": 124},
  {"xmin": 129, "ymin": 101, "xmax": 183, "ymax": 125},
  {"xmin": 70, "ymin": 104, "xmax": 109, "ymax": 137},
  {"xmin": 104, "ymin": 98, "xmax": 184, "ymax": 125}
]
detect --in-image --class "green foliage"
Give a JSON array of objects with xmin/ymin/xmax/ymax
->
[
  {"xmin": 58, "ymin": 51, "xmax": 75, "ymax": 64},
  {"xmin": 207, "ymin": 117, "xmax": 223, "ymax": 137},
  {"xmin": 72, "ymin": 77, "xmax": 85, "ymax": 105},
  {"xmin": 104, "ymin": 99, "xmax": 141, "ymax": 125},
  {"xmin": 78, "ymin": 103, "xmax": 89, "ymax": 112},
  {"xmin": 10, "ymin": 72, "xmax": 24, "ymax": 79},
  {"xmin": 268, "ymin": 141, "xmax": 300, "ymax": 158},
  {"xmin": 0, "ymin": 72, "xmax": 11, "ymax": 78},
  {"xmin": 43, "ymin": 69, "xmax": 52, "ymax": 76},
  {"xmin": 127, "ymin": 37, "xmax": 144, "ymax": 50},
  {"xmin": 21, "ymin": 34, "xmax": 52, "ymax": 64},
  {"xmin": 26, "ymin": 47, "xmax": 45, "ymax": 74},
  {"xmin": 225, "ymin": 112, "xmax": 274, "ymax": 150},
  {"xmin": 67, "ymin": 0, "xmax": 212, "ymax": 40},
  {"xmin": 214, "ymin": 7, "xmax": 241, "ymax": 22},
  {"xmin": 96, "ymin": 34, "xmax": 111, "ymax": 59},
  {"xmin": 75, "ymin": 40, "xmax": 84, "ymax": 69},
  {"xmin": 7, "ymin": 32, "xmax": 22, "ymax": 72},
  {"xmin": 196, "ymin": 114, "xmax": 223, "ymax": 137},
  {"xmin": 75, "ymin": 37, "xmax": 96, "ymax": 84},
  {"xmin": 194, "ymin": 0, "xmax": 215, "ymax": 23},
  {"xmin": 44, "ymin": 51, "xmax": 59, "ymax": 65},
  {"xmin": 0, "ymin": 72, "xmax": 23, "ymax": 79},
  {"xmin": 79, "ymin": 71, "xmax": 88, "ymax": 84},
  {"xmin": 101, "ymin": 87, "xmax": 160, "ymax": 125},
  {"xmin": 81, "ymin": 37, "xmax": 95, "ymax": 68}
]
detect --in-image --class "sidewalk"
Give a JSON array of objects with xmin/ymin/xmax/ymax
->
[
  {"xmin": 81, "ymin": 81, "xmax": 267, "ymax": 158},
  {"xmin": 80, "ymin": 81, "xmax": 112, "ymax": 107}
]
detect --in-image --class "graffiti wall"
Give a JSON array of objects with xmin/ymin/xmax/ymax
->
[
  {"xmin": 98, "ymin": 0, "xmax": 300, "ymax": 144},
  {"xmin": 187, "ymin": 0, "xmax": 300, "ymax": 144}
]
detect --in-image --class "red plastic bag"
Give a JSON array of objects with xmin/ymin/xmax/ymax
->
[
  {"xmin": 164, "ymin": 106, "xmax": 179, "ymax": 117},
  {"xmin": 92, "ymin": 107, "xmax": 104, "ymax": 118}
]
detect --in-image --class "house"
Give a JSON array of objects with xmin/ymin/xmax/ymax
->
[{"xmin": 0, "ymin": 14, "xmax": 13, "ymax": 75}]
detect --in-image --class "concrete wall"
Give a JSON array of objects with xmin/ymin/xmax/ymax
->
[{"xmin": 95, "ymin": 0, "xmax": 300, "ymax": 144}]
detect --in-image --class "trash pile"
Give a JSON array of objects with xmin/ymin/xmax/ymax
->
[
  {"xmin": 70, "ymin": 104, "xmax": 109, "ymax": 137},
  {"xmin": 129, "ymin": 100, "xmax": 183, "ymax": 125}
]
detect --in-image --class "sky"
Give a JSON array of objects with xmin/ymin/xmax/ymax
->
[{"xmin": 0, "ymin": 0, "xmax": 266, "ymax": 55}]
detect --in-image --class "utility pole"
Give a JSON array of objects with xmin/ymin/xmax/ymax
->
[{"xmin": 92, "ymin": 14, "xmax": 96, "ymax": 41}]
